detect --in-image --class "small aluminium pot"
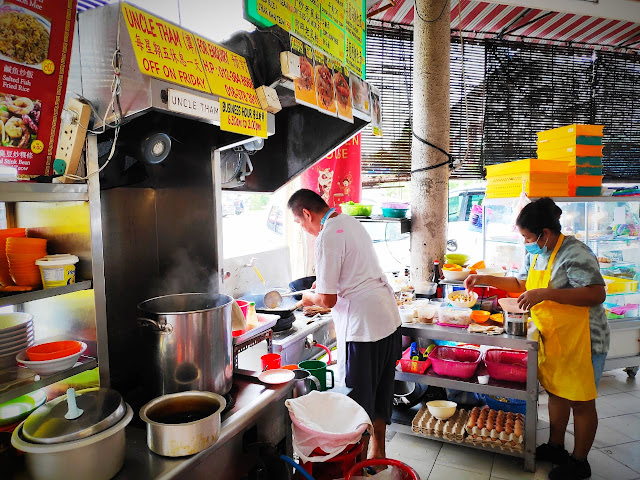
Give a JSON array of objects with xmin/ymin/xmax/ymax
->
[
  {"xmin": 139, "ymin": 390, "xmax": 227, "ymax": 457},
  {"xmin": 503, "ymin": 310, "xmax": 529, "ymax": 336},
  {"xmin": 292, "ymin": 369, "xmax": 321, "ymax": 398}
]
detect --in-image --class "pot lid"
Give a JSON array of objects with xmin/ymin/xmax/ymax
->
[{"xmin": 22, "ymin": 388, "xmax": 125, "ymax": 444}]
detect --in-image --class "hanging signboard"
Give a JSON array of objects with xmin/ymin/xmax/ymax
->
[
  {"xmin": 244, "ymin": 0, "xmax": 366, "ymax": 78},
  {"xmin": 0, "ymin": 0, "xmax": 77, "ymax": 179},
  {"xmin": 194, "ymin": 35, "xmax": 261, "ymax": 109},
  {"xmin": 122, "ymin": 3, "xmax": 209, "ymax": 93},
  {"xmin": 220, "ymin": 98, "xmax": 268, "ymax": 138},
  {"xmin": 290, "ymin": 36, "xmax": 317, "ymax": 108}
]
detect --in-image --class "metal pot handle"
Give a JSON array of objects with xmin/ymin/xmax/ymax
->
[
  {"xmin": 307, "ymin": 374, "xmax": 321, "ymax": 391},
  {"xmin": 138, "ymin": 317, "xmax": 173, "ymax": 334}
]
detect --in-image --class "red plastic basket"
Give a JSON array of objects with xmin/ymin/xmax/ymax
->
[
  {"xmin": 427, "ymin": 346, "xmax": 481, "ymax": 379},
  {"xmin": 398, "ymin": 347, "xmax": 431, "ymax": 374},
  {"xmin": 484, "ymin": 348, "xmax": 528, "ymax": 383}
]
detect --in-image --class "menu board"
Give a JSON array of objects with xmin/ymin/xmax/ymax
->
[
  {"xmin": 314, "ymin": 51, "xmax": 337, "ymax": 116},
  {"xmin": 245, "ymin": 0, "xmax": 366, "ymax": 78},
  {"xmin": 0, "ymin": 0, "xmax": 77, "ymax": 178}
]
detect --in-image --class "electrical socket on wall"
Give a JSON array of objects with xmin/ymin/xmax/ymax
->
[{"xmin": 53, "ymin": 98, "xmax": 91, "ymax": 183}]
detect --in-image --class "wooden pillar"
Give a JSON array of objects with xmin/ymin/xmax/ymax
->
[{"xmin": 410, "ymin": 0, "xmax": 450, "ymax": 282}]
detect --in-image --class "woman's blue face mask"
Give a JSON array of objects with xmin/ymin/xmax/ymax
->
[{"xmin": 524, "ymin": 233, "xmax": 549, "ymax": 255}]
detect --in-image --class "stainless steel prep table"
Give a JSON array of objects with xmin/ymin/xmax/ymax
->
[{"xmin": 393, "ymin": 323, "xmax": 539, "ymax": 472}]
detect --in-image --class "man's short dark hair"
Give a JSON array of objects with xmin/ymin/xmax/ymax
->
[{"xmin": 287, "ymin": 189, "xmax": 328, "ymax": 217}]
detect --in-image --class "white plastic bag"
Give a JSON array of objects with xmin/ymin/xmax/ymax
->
[
  {"xmin": 511, "ymin": 186, "xmax": 531, "ymax": 231},
  {"xmin": 285, "ymin": 391, "xmax": 372, "ymax": 462}
]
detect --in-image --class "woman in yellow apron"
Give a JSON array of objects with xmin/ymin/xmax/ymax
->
[{"xmin": 465, "ymin": 198, "xmax": 609, "ymax": 480}]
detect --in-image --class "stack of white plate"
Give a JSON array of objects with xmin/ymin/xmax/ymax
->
[{"xmin": 0, "ymin": 313, "xmax": 34, "ymax": 369}]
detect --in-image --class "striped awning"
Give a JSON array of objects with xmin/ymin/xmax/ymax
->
[
  {"xmin": 368, "ymin": 0, "xmax": 640, "ymax": 51},
  {"xmin": 77, "ymin": 0, "xmax": 111, "ymax": 11}
]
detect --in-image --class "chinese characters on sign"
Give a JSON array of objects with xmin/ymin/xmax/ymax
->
[
  {"xmin": 246, "ymin": 0, "xmax": 366, "ymax": 78},
  {"xmin": 220, "ymin": 99, "xmax": 268, "ymax": 138},
  {"xmin": 0, "ymin": 0, "xmax": 77, "ymax": 178}
]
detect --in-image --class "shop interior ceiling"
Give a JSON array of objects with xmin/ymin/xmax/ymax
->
[
  {"xmin": 367, "ymin": 0, "xmax": 640, "ymax": 51},
  {"xmin": 74, "ymin": 2, "xmax": 368, "ymax": 193}
]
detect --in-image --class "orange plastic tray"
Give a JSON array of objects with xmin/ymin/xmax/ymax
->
[
  {"xmin": 486, "ymin": 159, "xmax": 569, "ymax": 177},
  {"xmin": 537, "ymin": 144, "xmax": 603, "ymax": 159}
]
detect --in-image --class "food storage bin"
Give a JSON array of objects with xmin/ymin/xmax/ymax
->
[
  {"xmin": 428, "ymin": 346, "xmax": 481, "ymax": 379},
  {"xmin": 483, "ymin": 395, "xmax": 526, "ymax": 414},
  {"xmin": 603, "ymin": 276, "xmax": 638, "ymax": 294},
  {"xmin": 484, "ymin": 349, "xmax": 527, "ymax": 383},
  {"xmin": 36, "ymin": 254, "xmax": 79, "ymax": 288},
  {"xmin": 438, "ymin": 306, "xmax": 472, "ymax": 326}
]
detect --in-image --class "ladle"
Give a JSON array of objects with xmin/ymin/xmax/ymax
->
[{"xmin": 263, "ymin": 289, "xmax": 314, "ymax": 309}]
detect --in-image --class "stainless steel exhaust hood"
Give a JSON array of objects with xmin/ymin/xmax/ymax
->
[{"xmin": 72, "ymin": 3, "xmax": 368, "ymax": 192}]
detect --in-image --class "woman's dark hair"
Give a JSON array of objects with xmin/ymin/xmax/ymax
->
[
  {"xmin": 516, "ymin": 197, "xmax": 562, "ymax": 236},
  {"xmin": 287, "ymin": 189, "xmax": 329, "ymax": 217}
]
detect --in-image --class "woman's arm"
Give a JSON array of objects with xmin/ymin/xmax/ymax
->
[
  {"xmin": 302, "ymin": 292, "xmax": 337, "ymax": 308},
  {"xmin": 518, "ymin": 285, "xmax": 606, "ymax": 310},
  {"xmin": 464, "ymin": 274, "xmax": 527, "ymax": 293}
]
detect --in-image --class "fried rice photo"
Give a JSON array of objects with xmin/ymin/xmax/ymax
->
[{"xmin": 0, "ymin": 11, "xmax": 50, "ymax": 65}]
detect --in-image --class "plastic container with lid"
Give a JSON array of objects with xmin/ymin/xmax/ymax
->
[{"xmin": 36, "ymin": 254, "xmax": 79, "ymax": 288}]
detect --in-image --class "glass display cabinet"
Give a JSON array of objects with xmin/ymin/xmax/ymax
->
[{"xmin": 483, "ymin": 196, "xmax": 640, "ymax": 377}]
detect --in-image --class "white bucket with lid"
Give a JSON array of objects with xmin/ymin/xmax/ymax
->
[{"xmin": 35, "ymin": 255, "xmax": 79, "ymax": 288}]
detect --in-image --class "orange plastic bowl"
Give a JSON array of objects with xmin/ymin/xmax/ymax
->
[
  {"xmin": 470, "ymin": 310, "xmax": 491, "ymax": 324},
  {"xmin": 26, "ymin": 341, "xmax": 83, "ymax": 361},
  {"xmin": 281, "ymin": 364, "xmax": 299, "ymax": 371}
]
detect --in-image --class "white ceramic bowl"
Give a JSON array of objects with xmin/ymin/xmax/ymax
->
[
  {"xmin": 426, "ymin": 400, "xmax": 457, "ymax": 420},
  {"xmin": 442, "ymin": 269, "xmax": 471, "ymax": 282},
  {"xmin": 476, "ymin": 267, "xmax": 506, "ymax": 277},
  {"xmin": 448, "ymin": 291, "xmax": 478, "ymax": 308},
  {"xmin": 16, "ymin": 342, "xmax": 87, "ymax": 375}
]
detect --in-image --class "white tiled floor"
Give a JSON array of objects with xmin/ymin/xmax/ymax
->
[{"xmin": 384, "ymin": 368, "xmax": 640, "ymax": 480}]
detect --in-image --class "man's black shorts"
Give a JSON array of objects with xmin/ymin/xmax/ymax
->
[{"xmin": 345, "ymin": 327, "xmax": 402, "ymax": 424}]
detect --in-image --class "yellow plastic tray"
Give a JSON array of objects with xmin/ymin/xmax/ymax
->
[
  {"xmin": 486, "ymin": 181, "xmax": 569, "ymax": 198},
  {"xmin": 537, "ymin": 144, "xmax": 603, "ymax": 159},
  {"xmin": 537, "ymin": 124, "xmax": 604, "ymax": 142},
  {"xmin": 604, "ymin": 276, "xmax": 639, "ymax": 294},
  {"xmin": 486, "ymin": 159, "xmax": 569, "ymax": 177}
]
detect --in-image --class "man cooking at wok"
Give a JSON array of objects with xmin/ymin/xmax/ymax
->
[{"xmin": 287, "ymin": 189, "xmax": 402, "ymax": 462}]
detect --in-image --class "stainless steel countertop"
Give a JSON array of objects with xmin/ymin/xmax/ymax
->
[
  {"xmin": 113, "ymin": 373, "xmax": 293, "ymax": 480},
  {"xmin": 271, "ymin": 312, "xmax": 334, "ymax": 349},
  {"xmin": 7, "ymin": 374, "xmax": 294, "ymax": 480}
]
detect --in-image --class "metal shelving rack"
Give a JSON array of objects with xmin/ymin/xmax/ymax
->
[
  {"xmin": 0, "ymin": 137, "xmax": 108, "ymax": 404},
  {"xmin": 394, "ymin": 323, "xmax": 539, "ymax": 472}
]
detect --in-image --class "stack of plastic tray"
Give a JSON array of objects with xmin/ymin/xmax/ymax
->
[
  {"xmin": 536, "ymin": 124, "xmax": 604, "ymax": 196},
  {"xmin": 485, "ymin": 159, "xmax": 569, "ymax": 198}
]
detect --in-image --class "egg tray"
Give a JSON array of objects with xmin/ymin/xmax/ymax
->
[
  {"xmin": 465, "ymin": 436, "xmax": 524, "ymax": 454},
  {"xmin": 411, "ymin": 405, "xmax": 469, "ymax": 443},
  {"xmin": 465, "ymin": 407, "xmax": 525, "ymax": 447}
]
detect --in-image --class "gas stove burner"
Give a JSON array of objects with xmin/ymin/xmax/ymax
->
[
  {"xmin": 272, "ymin": 325, "xmax": 298, "ymax": 339},
  {"xmin": 222, "ymin": 385, "xmax": 238, "ymax": 413},
  {"xmin": 271, "ymin": 312, "xmax": 295, "ymax": 332}
]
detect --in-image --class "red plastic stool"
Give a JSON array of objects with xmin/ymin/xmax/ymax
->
[
  {"xmin": 346, "ymin": 458, "xmax": 420, "ymax": 480},
  {"xmin": 297, "ymin": 441, "xmax": 364, "ymax": 480}
]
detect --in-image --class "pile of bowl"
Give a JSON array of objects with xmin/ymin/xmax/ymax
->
[
  {"xmin": 0, "ymin": 313, "xmax": 34, "ymax": 369},
  {"xmin": 0, "ymin": 228, "xmax": 26, "ymax": 286},
  {"xmin": 6, "ymin": 237, "xmax": 47, "ymax": 288},
  {"xmin": 17, "ymin": 340, "xmax": 87, "ymax": 376}
]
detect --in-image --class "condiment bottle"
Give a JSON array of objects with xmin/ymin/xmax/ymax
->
[{"xmin": 246, "ymin": 302, "xmax": 259, "ymax": 327}]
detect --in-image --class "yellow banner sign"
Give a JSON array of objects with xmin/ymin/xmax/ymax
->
[
  {"xmin": 321, "ymin": 15, "xmax": 345, "ymax": 62},
  {"xmin": 293, "ymin": 0, "xmax": 321, "ymax": 46},
  {"xmin": 195, "ymin": 35, "xmax": 261, "ymax": 108},
  {"xmin": 321, "ymin": 0, "xmax": 344, "ymax": 27},
  {"xmin": 344, "ymin": 0, "xmax": 364, "ymax": 44},
  {"xmin": 256, "ymin": 0, "xmax": 292, "ymax": 31},
  {"xmin": 345, "ymin": 34, "xmax": 363, "ymax": 76},
  {"xmin": 122, "ymin": 3, "xmax": 209, "ymax": 92},
  {"xmin": 220, "ymin": 99, "xmax": 268, "ymax": 138}
]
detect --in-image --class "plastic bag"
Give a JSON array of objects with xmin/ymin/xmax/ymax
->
[
  {"xmin": 285, "ymin": 391, "xmax": 372, "ymax": 463},
  {"xmin": 511, "ymin": 188, "xmax": 531, "ymax": 231}
]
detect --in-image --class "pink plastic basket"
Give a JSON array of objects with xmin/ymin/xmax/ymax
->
[
  {"xmin": 484, "ymin": 348, "xmax": 528, "ymax": 383},
  {"xmin": 427, "ymin": 346, "xmax": 481, "ymax": 379}
]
